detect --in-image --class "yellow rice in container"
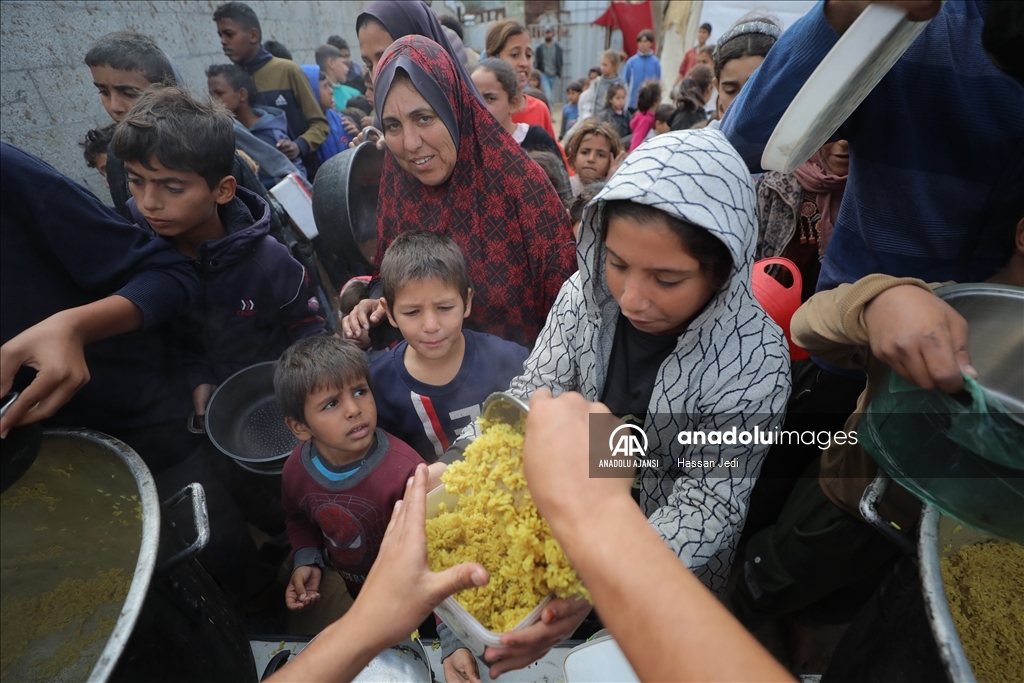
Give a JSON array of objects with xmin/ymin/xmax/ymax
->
[
  {"xmin": 940, "ymin": 540, "xmax": 1024, "ymax": 683},
  {"xmin": 425, "ymin": 421, "xmax": 589, "ymax": 633}
]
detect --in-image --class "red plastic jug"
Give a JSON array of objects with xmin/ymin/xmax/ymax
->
[{"xmin": 752, "ymin": 258, "xmax": 809, "ymax": 360}]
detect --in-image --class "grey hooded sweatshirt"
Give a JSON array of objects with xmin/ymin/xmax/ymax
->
[{"xmin": 514, "ymin": 129, "xmax": 791, "ymax": 594}]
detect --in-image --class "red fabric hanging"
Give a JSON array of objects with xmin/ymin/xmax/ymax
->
[{"xmin": 593, "ymin": 0, "xmax": 656, "ymax": 57}]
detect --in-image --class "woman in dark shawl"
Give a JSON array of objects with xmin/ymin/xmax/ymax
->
[
  {"xmin": 342, "ymin": 36, "xmax": 575, "ymax": 347},
  {"xmin": 356, "ymin": 0, "xmax": 474, "ymax": 86}
]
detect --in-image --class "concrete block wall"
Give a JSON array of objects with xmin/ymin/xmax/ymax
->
[{"xmin": 1, "ymin": 0, "xmax": 368, "ymax": 199}]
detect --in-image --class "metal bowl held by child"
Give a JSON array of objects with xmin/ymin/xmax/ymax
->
[
  {"xmin": 861, "ymin": 284, "xmax": 1024, "ymax": 542},
  {"xmin": 204, "ymin": 361, "xmax": 298, "ymax": 476}
]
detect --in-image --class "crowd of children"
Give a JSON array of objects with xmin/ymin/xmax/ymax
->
[{"xmin": 2, "ymin": 1, "xmax": 1022, "ymax": 682}]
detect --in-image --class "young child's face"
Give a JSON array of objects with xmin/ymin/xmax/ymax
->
[
  {"xmin": 497, "ymin": 32, "xmax": 533, "ymax": 88},
  {"xmin": 385, "ymin": 278, "xmax": 471, "ymax": 365},
  {"xmin": 326, "ymin": 56, "xmax": 349, "ymax": 84},
  {"xmin": 472, "ymin": 69, "xmax": 514, "ymax": 126},
  {"xmin": 528, "ymin": 73, "xmax": 541, "ymax": 89},
  {"xmin": 319, "ymin": 78, "xmax": 335, "ymax": 112},
  {"xmin": 604, "ymin": 214, "xmax": 719, "ymax": 336},
  {"xmin": 567, "ymin": 89, "xmax": 580, "ymax": 105},
  {"xmin": 716, "ymin": 55, "xmax": 765, "ymax": 113},
  {"xmin": 574, "ymin": 133, "xmax": 612, "ymax": 183},
  {"xmin": 287, "ymin": 378, "xmax": 377, "ymax": 464},
  {"xmin": 698, "ymin": 28, "xmax": 711, "ymax": 45},
  {"xmin": 90, "ymin": 65, "xmax": 152, "ymax": 123},
  {"xmin": 337, "ymin": 48, "xmax": 353, "ymax": 70},
  {"xmin": 589, "ymin": 70, "xmax": 600, "ymax": 82},
  {"xmin": 207, "ymin": 74, "xmax": 243, "ymax": 114},
  {"xmin": 611, "ymin": 88, "xmax": 627, "ymax": 112},
  {"xmin": 216, "ymin": 17, "xmax": 259, "ymax": 64},
  {"xmin": 600, "ymin": 58, "xmax": 616, "ymax": 78},
  {"xmin": 365, "ymin": 81, "xmax": 375, "ymax": 109},
  {"xmin": 654, "ymin": 119, "xmax": 671, "ymax": 135},
  {"xmin": 637, "ymin": 36, "xmax": 653, "ymax": 54},
  {"xmin": 697, "ymin": 51, "xmax": 714, "ymax": 69},
  {"xmin": 124, "ymin": 155, "xmax": 232, "ymax": 243}
]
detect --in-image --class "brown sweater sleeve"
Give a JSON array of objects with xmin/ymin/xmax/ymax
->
[{"xmin": 790, "ymin": 274, "xmax": 935, "ymax": 370}]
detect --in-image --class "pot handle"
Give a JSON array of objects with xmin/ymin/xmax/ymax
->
[
  {"xmin": 261, "ymin": 650, "xmax": 293, "ymax": 681},
  {"xmin": 157, "ymin": 482, "xmax": 211, "ymax": 575},
  {"xmin": 859, "ymin": 472, "xmax": 915, "ymax": 554},
  {"xmin": 186, "ymin": 411, "xmax": 206, "ymax": 434}
]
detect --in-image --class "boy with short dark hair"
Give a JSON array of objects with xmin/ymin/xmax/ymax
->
[
  {"xmin": 369, "ymin": 232, "xmax": 529, "ymax": 461},
  {"xmin": 213, "ymin": 2, "xmax": 329, "ymax": 171},
  {"xmin": 315, "ymin": 44, "xmax": 359, "ymax": 111},
  {"xmin": 562, "ymin": 80, "xmax": 583, "ymax": 137},
  {"xmin": 623, "ymin": 29, "xmax": 661, "ymax": 110},
  {"xmin": 112, "ymin": 85, "xmax": 327, "ymax": 420},
  {"xmin": 327, "ymin": 34, "xmax": 367, "ymax": 94},
  {"xmin": 274, "ymin": 336, "xmax": 426, "ymax": 606},
  {"xmin": 79, "ymin": 124, "xmax": 116, "ymax": 183},
  {"xmin": 206, "ymin": 63, "xmax": 306, "ymax": 185}
]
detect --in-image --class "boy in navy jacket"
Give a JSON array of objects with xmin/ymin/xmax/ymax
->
[
  {"xmin": 113, "ymin": 85, "xmax": 327, "ymax": 421},
  {"xmin": 369, "ymin": 232, "xmax": 529, "ymax": 461}
]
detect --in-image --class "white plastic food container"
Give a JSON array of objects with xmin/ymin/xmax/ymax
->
[
  {"xmin": 562, "ymin": 635, "xmax": 640, "ymax": 682},
  {"xmin": 425, "ymin": 484, "xmax": 552, "ymax": 657}
]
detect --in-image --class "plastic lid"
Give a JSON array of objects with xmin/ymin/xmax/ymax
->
[{"xmin": 761, "ymin": 3, "xmax": 933, "ymax": 173}]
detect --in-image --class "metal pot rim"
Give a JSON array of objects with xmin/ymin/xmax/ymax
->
[
  {"xmin": 918, "ymin": 505, "xmax": 976, "ymax": 683},
  {"xmin": 36, "ymin": 430, "xmax": 161, "ymax": 683}
]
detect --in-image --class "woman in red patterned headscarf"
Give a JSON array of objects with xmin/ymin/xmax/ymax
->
[{"xmin": 344, "ymin": 35, "xmax": 576, "ymax": 348}]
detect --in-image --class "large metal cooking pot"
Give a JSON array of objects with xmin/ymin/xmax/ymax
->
[
  {"xmin": 201, "ymin": 361, "xmax": 298, "ymax": 476},
  {"xmin": 312, "ymin": 141, "xmax": 384, "ymax": 268},
  {"xmin": 821, "ymin": 503, "xmax": 1016, "ymax": 683},
  {"xmin": 0, "ymin": 430, "xmax": 256, "ymax": 682}
]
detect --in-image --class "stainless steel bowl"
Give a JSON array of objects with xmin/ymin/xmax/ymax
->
[{"xmin": 935, "ymin": 283, "xmax": 1024, "ymax": 415}]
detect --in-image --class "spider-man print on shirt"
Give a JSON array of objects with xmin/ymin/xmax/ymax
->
[{"xmin": 303, "ymin": 492, "xmax": 387, "ymax": 581}]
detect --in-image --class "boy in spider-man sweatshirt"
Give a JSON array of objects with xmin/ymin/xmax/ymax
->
[{"xmin": 275, "ymin": 336, "xmax": 445, "ymax": 608}]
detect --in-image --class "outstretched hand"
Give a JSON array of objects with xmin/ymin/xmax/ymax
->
[{"xmin": 1, "ymin": 312, "xmax": 90, "ymax": 437}]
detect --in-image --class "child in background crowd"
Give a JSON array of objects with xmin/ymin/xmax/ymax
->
[
  {"xmin": 670, "ymin": 78, "xmax": 709, "ymax": 131},
  {"xmin": 79, "ymin": 124, "xmax": 115, "ymax": 184},
  {"xmin": 600, "ymin": 84, "xmax": 632, "ymax": 142},
  {"xmin": 369, "ymin": 232, "xmax": 529, "ymax": 462},
  {"xmin": 562, "ymin": 80, "xmax": 582, "ymax": 137},
  {"xmin": 276, "ymin": 336, "xmax": 430, "ymax": 608},
  {"xmin": 528, "ymin": 68, "xmax": 543, "ymax": 91},
  {"xmin": 486, "ymin": 20, "xmax": 558, "ymax": 140},
  {"xmin": 654, "ymin": 103, "xmax": 676, "ymax": 135},
  {"xmin": 315, "ymin": 44, "xmax": 359, "ymax": 111},
  {"xmin": 361, "ymin": 71, "xmax": 375, "ymax": 128},
  {"xmin": 566, "ymin": 119, "xmax": 623, "ymax": 196},
  {"xmin": 326, "ymin": 34, "xmax": 367, "ymax": 94},
  {"xmin": 207, "ymin": 63, "xmax": 307, "ymax": 186},
  {"xmin": 711, "ymin": 14, "xmax": 781, "ymax": 118},
  {"xmin": 629, "ymin": 81, "xmax": 662, "ymax": 151},
  {"xmin": 685, "ymin": 64, "xmax": 717, "ymax": 118},
  {"xmin": 112, "ymin": 85, "xmax": 327, "ymax": 421},
  {"xmin": 594, "ymin": 49, "xmax": 627, "ymax": 116},
  {"xmin": 300, "ymin": 64, "xmax": 352, "ymax": 164},
  {"xmin": 623, "ymin": 29, "xmax": 661, "ymax": 111},
  {"xmin": 471, "ymin": 58, "xmax": 563, "ymax": 161},
  {"xmin": 214, "ymin": 2, "xmax": 329, "ymax": 170}
]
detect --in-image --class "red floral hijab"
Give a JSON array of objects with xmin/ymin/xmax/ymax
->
[{"xmin": 373, "ymin": 36, "xmax": 576, "ymax": 347}]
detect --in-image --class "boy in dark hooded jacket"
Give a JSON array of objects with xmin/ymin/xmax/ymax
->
[
  {"xmin": 113, "ymin": 85, "xmax": 328, "ymax": 422},
  {"xmin": 207, "ymin": 63, "xmax": 306, "ymax": 188}
]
